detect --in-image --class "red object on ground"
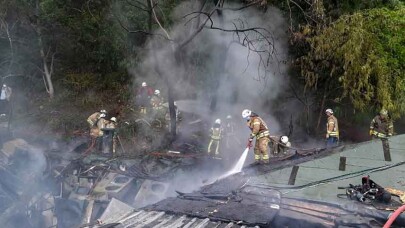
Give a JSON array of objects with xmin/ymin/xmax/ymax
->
[{"xmin": 383, "ymin": 205, "xmax": 405, "ymax": 228}]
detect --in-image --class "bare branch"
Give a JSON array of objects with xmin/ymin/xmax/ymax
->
[{"xmin": 114, "ymin": 14, "xmax": 172, "ymax": 41}]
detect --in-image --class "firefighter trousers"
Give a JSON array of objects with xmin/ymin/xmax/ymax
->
[
  {"xmin": 208, "ymin": 139, "xmax": 220, "ymax": 156},
  {"xmin": 254, "ymin": 136, "xmax": 270, "ymax": 162}
]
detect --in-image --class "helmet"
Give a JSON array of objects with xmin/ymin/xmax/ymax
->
[
  {"xmin": 215, "ymin": 119, "xmax": 221, "ymax": 124},
  {"xmin": 141, "ymin": 82, "xmax": 147, "ymax": 87},
  {"xmin": 380, "ymin": 108, "xmax": 388, "ymax": 116},
  {"xmin": 242, "ymin": 109, "xmax": 252, "ymax": 119},
  {"xmin": 100, "ymin": 113, "xmax": 106, "ymax": 118},
  {"xmin": 325, "ymin": 108, "xmax": 333, "ymax": 114},
  {"xmin": 2, "ymin": 84, "xmax": 6, "ymax": 87},
  {"xmin": 226, "ymin": 115, "xmax": 232, "ymax": 119},
  {"xmin": 281, "ymin": 136, "xmax": 289, "ymax": 144},
  {"xmin": 100, "ymin": 109, "xmax": 107, "ymax": 114},
  {"xmin": 154, "ymin": 90, "xmax": 160, "ymax": 95},
  {"xmin": 110, "ymin": 117, "xmax": 117, "ymax": 122}
]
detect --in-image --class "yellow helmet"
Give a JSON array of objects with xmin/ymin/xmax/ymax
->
[{"xmin": 380, "ymin": 109, "xmax": 388, "ymax": 116}]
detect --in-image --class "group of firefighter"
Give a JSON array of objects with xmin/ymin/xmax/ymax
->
[
  {"xmin": 209, "ymin": 107, "xmax": 394, "ymax": 165},
  {"xmin": 85, "ymin": 81, "xmax": 394, "ymax": 163},
  {"xmin": 136, "ymin": 82, "xmax": 180, "ymax": 129}
]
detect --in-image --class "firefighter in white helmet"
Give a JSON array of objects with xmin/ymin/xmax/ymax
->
[
  {"xmin": 242, "ymin": 109, "xmax": 270, "ymax": 164},
  {"xmin": 136, "ymin": 82, "xmax": 153, "ymax": 114},
  {"xmin": 325, "ymin": 108, "xmax": 339, "ymax": 147},
  {"xmin": 271, "ymin": 135, "xmax": 292, "ymax": 155},
  {"xmin": 208, "ymin": 118, "xmax": 223, "ymax": 157}
]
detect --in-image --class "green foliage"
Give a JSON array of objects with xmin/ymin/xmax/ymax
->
[{"xmin": 300, "ymin": 6, "xmax": 405, "ymax": 118}]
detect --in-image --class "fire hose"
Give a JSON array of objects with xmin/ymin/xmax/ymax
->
[{"xmin": 383, "ymin": 205, "xmax": 405, "ymax": 228}]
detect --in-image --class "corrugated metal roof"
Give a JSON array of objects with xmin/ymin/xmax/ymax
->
[{"xmin": 111, "ymin": 210, "xmax": 258, "ymax": 228}]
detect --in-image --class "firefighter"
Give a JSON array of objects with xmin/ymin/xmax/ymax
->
[
  {"xmin": 105, "ymin": 117, "xmax": 118, "ymax": 154},
  {"xmin": 325, "ymin": 108, "xmax": 339, "ymax": 147},
  {"xmin": 370, "ymin": 109, "xmax": 394, "ymax": 138},
  {"xmin": 136, "ymin": 82, "xmax": 153, "ymax": 114},
  {"xmin": 150, "ymin": 90, "xmax": 165, "ymax": 128},
  {"xmin": 370, "ymin": 109, "xmax": 394, "ymax": 156},
  {"xmin": 86, "ymin": 110, "xmax": 107, "ymax": 153},
  {"xmin": 271, "ymin": 135, "xmax": 291, "ymax": 155},
  {"xmin": 242, "ymin": 109, "xmax": 270, "ymax": 164},
  {"xmin": 208, "ymin": 119, "xmax": 223, "ymax": 157},
  {"xmin": 0, "ymin": 84, "xmax": 12, "ymax": 116}
]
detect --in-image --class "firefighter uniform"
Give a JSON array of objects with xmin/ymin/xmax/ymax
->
[
  {"xmin": 248, "ymin": 116, "xmax": 270, "ymax": 163},
  {"xmin": 326, "ymin": 114, "xmax": 339, "ymax": 147},
  {"xmin": 370, "ymin": 110, "xmax": 394, "ymax": 157},
  {"xmin": 208, "ymin": 123, "xmax": 222, "ymax": 156},
  {"xmin": 87, "ymin": 111, "xmax": 107, "ymax": 152},
  {"xmin": 370, "ymin": 115, "xmax": 393, "ymax": 139}
]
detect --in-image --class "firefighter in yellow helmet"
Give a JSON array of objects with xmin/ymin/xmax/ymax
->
[
  {"xmin": 242, "ymin": 109, "xmax": 270, "ymax": 164},
  {"xmin": 370, "ymin": 108, "xmax": 394, "ymax": 158},
  {"xmin": 208, "ymin": 119, "xmax": 223, "ymax": 157},
  {"xmin": 370, "ymin": 109, "xmax": 394, "ymax": 139},
  {"xmin": 325, "ymin": 109, "xmax": 339, "ymax": 147}
]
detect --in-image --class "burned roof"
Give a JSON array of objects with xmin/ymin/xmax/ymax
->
[{"xmin": 102, "ymin": 135, "xmax": 405, "ymax": 227}]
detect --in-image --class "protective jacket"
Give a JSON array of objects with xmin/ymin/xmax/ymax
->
[
  {"xmin": 87, "ymin": 112, "xmax": 102, "ymax": 127},
  {"xmin": 326, "ymin": 115, "xmax": 339, "ymax": 138},
  {"xmin": 151, "ymin": 95, "xmax": 163, "ymax": 108},
  {"xmin": 210, "ymin": 123, "xmax": 222, "ymax": 140},
  {"xmin": 247, "ymin": 116, "xmax": 269, "ymax": 139},
  {"xmin": 370, "ymin": 115, "xmax": 393, "ymax": 138}
]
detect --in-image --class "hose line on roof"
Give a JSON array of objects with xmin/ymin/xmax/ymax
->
[{"xmin": 248, "ymin": 161, "xmax": 405, "ymax": 194}]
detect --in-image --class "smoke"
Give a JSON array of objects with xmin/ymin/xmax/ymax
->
[{"xmin": 129, "ymin": 1, "xmax": 290, "ymax": 162}]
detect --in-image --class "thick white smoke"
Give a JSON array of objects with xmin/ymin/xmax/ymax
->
[{"xmin": 128, "ymin": 1, "xmax": 290, "ymax": 197}]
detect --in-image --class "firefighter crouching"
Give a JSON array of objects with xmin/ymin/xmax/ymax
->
[
  {"xmin": 325, "ymin": 108, "xmax": 339, "ymax": 148},
  {"xmin": 270, "ymin": 135, "xmax": 291, "ymax": 155},
  {"xmin": 208, "ymin": 119, "xmax": 223, "ymax": 157},
  {"xmin": 370, "ymin": 109, "xmax": 394, "ymax": 158},
  {"xmin": 242, "ymin": 109, "xmax": 270, "ymax": 164}
]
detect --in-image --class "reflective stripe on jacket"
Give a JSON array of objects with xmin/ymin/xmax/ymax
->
[
  {"xmin": 210, "ymin": 126, "xmax": 222, "ymax": 140},
  {"xmin": 327, "ymin": 115, "xmax": 339, "ymax": 138},
  {"xmin": 248, "ymin": 116, "xmax": 269, "ymax": 139},
  {"xmin": 370, "ymin": 115, "xmax": 393, "ymax": 137}
]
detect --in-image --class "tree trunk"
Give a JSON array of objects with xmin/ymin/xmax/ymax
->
[{"xmin": 35, "ymin": 0, "xmax": 54, "ymax": 99}]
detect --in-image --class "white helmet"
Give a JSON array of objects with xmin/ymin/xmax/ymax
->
[
  {"xmin": 100, "ymin": 113, "xmax": 106, "ymax": 118},
  {"xmin": 154, "ymin": 89, "xmax": 160, "ymax": 95},
  {"xmin": 325, "ymin": 108, "xmax": 333, "ymax": 114},
  {"xmin": 226, "ymin": 115, "xmax": 232, "ymax": 119},
  {"xmin": 110, "ymin": 117, "xmax": 117, "ymax": 122},
  {"xmin": 215, "ymin": 119, "xmax": 221, "ymax": 124},
  {"xmin": 242, "ymin": 109, "xmax": 252, "ymax": 119},
  {"xmin": 141, "ymin": 82, "xmax": 147, "ymax": 87},
  {"xmin": 2, "ymin": 84, "xmax": 6, "ymax": 87},
  {"xmin": 281, "ymin": 136, "xmax": 289, "ymax": 144},
  {"xmin": 100, "ymin": 109, "xmax": 107, "ymax": 114}
]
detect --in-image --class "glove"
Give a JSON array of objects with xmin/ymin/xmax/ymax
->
[
  {"xmin": 369, "ymin": 130, "xmax": 374, "ymax": 136},
  {"xmin": 248, "ymin": 137, "xmax": 253, "ymax": 142},
  {"xmin": 388, "ymin": 133, "xmax": 393, "ymax": 137},
  {"xmin": 325, "ymin": 133, "xmax": 329, "ymax": 139}
]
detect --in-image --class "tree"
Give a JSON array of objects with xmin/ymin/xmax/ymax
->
[{"xmin": 300, "ymin": 5, "xmax": 405, "ymax": 118}]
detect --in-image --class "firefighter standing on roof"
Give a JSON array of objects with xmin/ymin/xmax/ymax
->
[
  {"xmin": 208, "ymin": 119, "xmax": 223, "ymax": 157},
  {"xmin": 370, "ymin": 109, "xmax": 393, "ymax": 138},
  {"xmin": 325, "ymin": 108, "xmax": 339, "ymax": 147},
  {"xmin": 242, "ymin": 109, "xmax": 270, "ymax": 164},
  {"xmin": 370, "ymin": 109, "xmax": 394, "ymax": 157}
]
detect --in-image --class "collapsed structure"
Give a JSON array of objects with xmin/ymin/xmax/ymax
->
[{"xmin": 1, "ymin": 108, "xmax": 405, "ymax": 228}]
